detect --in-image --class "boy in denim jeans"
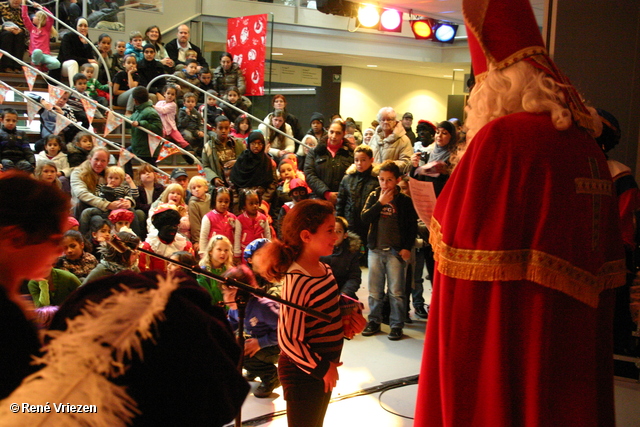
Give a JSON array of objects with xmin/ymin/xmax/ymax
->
[{"xmin": 361, "ymin": 160, "xmax": 417, "ymax": 341}]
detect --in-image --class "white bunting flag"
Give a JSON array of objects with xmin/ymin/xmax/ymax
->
[
  {"xmin": 48, "ymin": 85, "xmax": 66, "ymax": 106},
  {"xmin": 148, "ymin": 134, "xmax": 162, "ymax": 156},
  {"xmin": 81, "ymin": 98, "xmax": 97, "ymax": 124},
  {"xmin": 0, "ymin": 85, "xmax": 8, "ymax": 104},
  {"xmin": 54, "ymin": 114, "xmax": 72, "ymax": 135},
  {"xmin": 118, "ymin": 147, "xmax": 134, "ymax": 167},
  {"xmin": 104, "ymin": 111, "xmax": 123, "ymax": 136},
  {"xmin": 22, "ymin": 66, "xmax": 37, "ymax": 91},
  {"xmin": 26, "ymin": 100, "xmax": 38, "ymax": 124}
]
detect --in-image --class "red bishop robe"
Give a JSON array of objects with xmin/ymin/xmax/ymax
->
[{"xmin": 414, "ymin": 112, "xmax": 626, "ymax": 427}]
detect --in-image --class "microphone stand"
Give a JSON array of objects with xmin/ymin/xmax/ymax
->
[{"xmin": 109, "ymin": 238, "xmax": 332, "ymax": 426}]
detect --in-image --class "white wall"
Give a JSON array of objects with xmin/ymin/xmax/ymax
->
[{"xmin": 340, "ymin": 66, "xmax": 464, "ymax": 126}]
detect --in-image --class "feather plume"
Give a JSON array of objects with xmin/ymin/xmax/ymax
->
[{"xmin": 0, "ymin": 274, "xmax": 180, "ymax": 426}]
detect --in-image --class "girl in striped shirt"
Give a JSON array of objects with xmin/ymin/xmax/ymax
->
[{"xmin": 255, "ymin": 199, "xmax": 343, "ymax": 427}]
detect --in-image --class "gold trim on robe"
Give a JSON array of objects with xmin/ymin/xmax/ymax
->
[{"xmin": 430, "ymin": 218, "xmax": 626, "ymax": 308}]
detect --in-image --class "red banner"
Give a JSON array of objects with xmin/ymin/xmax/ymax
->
[{"xmin": 227, "ymin": 14, "xmax": 267, "ymax": 96}]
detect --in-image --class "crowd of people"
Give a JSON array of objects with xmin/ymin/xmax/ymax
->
[{"xmin": 0, "ymin": 0, "xmax": 636, "ymax": 425}]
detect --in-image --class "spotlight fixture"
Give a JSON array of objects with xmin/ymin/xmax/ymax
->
[
  {"xmin": 357, "ymin": 4, "xmax": 380, "ymax": 27},
  {"xmin": 433, "ymin": 22, "xmax": 458, "ymax": 43},
  {"xmin": 410, "ymin": 18, "xmax": 435, "ymax": 39},
  {"xmin": 380, "ymin": 8, "xmax": 402, "ymax": 32}
]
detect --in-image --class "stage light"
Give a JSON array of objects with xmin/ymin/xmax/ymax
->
[
  {"xmin": 380, "ymin": 9, "xmax": 402, "ymax": 32},
  {"xmin": 358, "ymin": 5, "xmax": 380, "ymax": 28},
  {"xmin": 433, "ymin": 22, "xmax": 458, "ymax": 43},
  {"xmin": 410, "ymin": 19, "xmax": 434, "ymax": 39}
]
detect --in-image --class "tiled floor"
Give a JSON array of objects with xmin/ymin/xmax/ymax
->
[{"xmin": 231, "ymin": 268, "xmax": 640, "ymax": 427}]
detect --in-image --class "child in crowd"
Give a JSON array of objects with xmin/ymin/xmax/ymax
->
[
  {"xmin": 154, "ymin": 84, "xmax": 192, "ymax": 151},
  {"xmin": 81, "ymin": 63, "xmax": 109, "ymax": 106},
  {"xmin": 22, "ymin": 0, "xmax": 60, "ymax": 71},
  {"xmin": 129, "ymin": 87, "xmax": 163, "ymax": 171},
  {"xmin": 97, "ymin": 165, "xmax": 138, "ymax": 207},
  {"xmin": 234, "ymin": 189, "xmax": 271, "ymax": 264},
  {"xmin": 30, "ymin": 90, "xmax": 86, "ymax": 145},
  {"xmin": 139, "ymin": 204, "xmax": 193, "ymax": 272},
  {"xmin": 277, "ymin": 178, "xmax": 309, "ymax": 238},
  {"xmin": 361, "ymin": 160, "xmax": 418, "ymax": 341},
  {"xmin": 197, "ymin": 68, "xmax": 215, "ymax": 103},
  {"xmin": 67, "ymin": 73, "xmax": 91, "ymax": 113},
  {"xmin": 113, "ymin": 54, "xmax": 139, "ymax": 109},
  {"xmin": 223, "ymin": 264, "xmax": 281, "ymax": 398},
  {"xmin": 166, "ymin": 250, "xmax": 198, "ymax": 280},
  {"xmin": 95, "ymin": 33, "xmax": 118, "ymax": 85},
  {"xmin": 124, "ymin": 30, "xmax": 144, "ymax": 62},
  {"xmin": 178, "ymin": 92, "xmax": 205, "ymax": 156},
  {"xmin": 66, "ymin": 131, "xmax": 94, "ymax": 170},
  {"xmin": 55, "ymin": 229, "xmax": 98, "ymax": 280},
  {"xmin": 319, "ymin": 216, "xmax": 361, "ymax": 300},
  {"xmin": 281, "ymin": 153, "xmax": 305, "ymax": 181},
  {"xmin": 28, "ymin": 267, "xmax": 81, "ymax": 308},
  {"xmin": 296, "ymin": 135, "xmax": 317, "ymax": 171},
  {"xmin": 113, "ymin": 40, "xmax": 127, "ymax": 72},
  {"xmin": 0, "ymin": 108, "xmax": 34, "ymax": 172},
  {"xmin": 108, "ymin": 208, "xmax": 136, "ymax": 234},
  {"xmin": 187, "ymin": 175, "xmax": 210, "ymax": 254},
  {"xmin": 202, "ymin": 115, "xmax": 245, "ymax": 188},
  {"xmin": 336, "ymin": 144, "xmax": 378, "ymax": 253},
  {"xmin": 34, "ymin": 160, "xmax": 62, "ymax": 188},
  {"xmin": 221, "ymin": 86, "xmax": 249, "ymax": 124},
  {"xmin": 68, "ymin": 216, "xmax": 80, "ymax": 231},
  {"xmin": 172, "ymin": 59, "xmax": 200, "ymax": 99},
  {"xmin": 35, "ymin": 134, "xmax": 69, "ymax": 177},
  {"xmin": 149, "ymin": 183, "xmax": 189, "ymax": 237},
  {"xmin": 186, "ymin": 49, "xmax": 198, "ymax": 62},
  {"xmin": 231, "ymin": 114, "xmax": 251, "ymax": 141},
  {"xmin": 200, "ymin": 90, "xmax": 224, "ymax": 135},
  {"xmin": 197, "ymin": 235, "xmax": 233, "ymax": 306},
  {"xmin": 85, "ymin": 216, "xmax": 112, "ymax": 260},
  {"xmin": 170, "ymin": 167, "xmax": 191, "ymax": 203},
  {"xmin": 199, "ymin": 187, "xmax": 236, "ymax": 257},
  {"xmin": 252, "ymin": 199, "xmax": 344, "ymax": 425}
]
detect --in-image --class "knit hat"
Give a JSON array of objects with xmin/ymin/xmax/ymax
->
[
  {"xmin": 437, "ymin": 121, "xmax": 457, "ymax": 138},
  {"xmin": 309, "ymin": 112, "xmax": 325, "ymax": 126},
  {"xmin": 108, "ymin": 209, "xmax": 135, "ymax": 224},
  {"xmin": 463, "ymin": 0, "xmax": 595, "ymax": 134},
  {"xmin": 67, "ymin": 216, "xmax": 80, "ymax": 229}
]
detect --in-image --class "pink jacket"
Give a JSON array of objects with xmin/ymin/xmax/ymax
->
[
  {"xmin": 154, "ymin": 100, "xmax": 179, "ymax": 134},
  {"xmin": 234, "ymin": 211, "xmax": 271, "ymax": 257},
  {"xmin": 22, "ymin": 5, "xmax": 53, "ymax": 54}
]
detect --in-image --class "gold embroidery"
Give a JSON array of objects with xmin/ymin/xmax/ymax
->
[
  {"xmin": 429, "ymin": 218, "xmax": 626, "ymax": 308},
  {"xmin": 575, "ymin": 178, "xmax": 613, "ymax": 196}
]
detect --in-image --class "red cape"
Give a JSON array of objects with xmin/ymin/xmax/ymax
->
[{"xmin": 415, "ymin": 112, "xmax": 625, "ymax": 426}]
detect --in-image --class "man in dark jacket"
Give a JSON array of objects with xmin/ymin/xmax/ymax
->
[
  {"xmin": 165, "ymin": 25, "xmax": 208, "ymax": 71},
  {"xmin": 402, "ymin": 112, "xmax": 416, "ymax": 143}
]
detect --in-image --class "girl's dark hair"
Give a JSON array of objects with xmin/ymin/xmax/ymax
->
[
  {"xmin": 88, "ymin": 216, "xmax": 112, "ymax": 235},
  {"xmin": 0, "ymin": 171, "xmax": 70, "ymax": 244},
  {"xmin": 238, "ymin": 189, "xmax": 260, "ymax": 212},
  {"xmin": 97, "ymin": 33, "xmax": 111, "ymax": 43},
  {"xmin": 46, "ymin": 134, "xmax": 66, "ymax": 153},
  {"xmin": 162, "ymin": 84, "xmax": 178, "ymax": 96},
  {"xmin": 64, "ymin": 229, "xmax": 90, "ymax": 253},
  {"xmin": 169, "ymin": 251, "xmax": 198, "ymax": 280},
  {"xmin": 226, "ymin": 86, "xmax": 240, "ymax": 96},
  {"xmin": 220, "ymin": 52, "xmax": 233, "ymax": 61},
  {"xmin": 210, "ymin": 186, "xmax": 231, "ymax": 210},
  {"xmin": 234, "ymin": 114, "xmax": 251, "ymax": 133},
  {"xmin": 259, "ymin": 199, "xmax": 334, "ymax": 281}
]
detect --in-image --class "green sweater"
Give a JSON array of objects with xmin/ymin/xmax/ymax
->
[
  {"xmin": 130, "ymin": 100, "xmax": 163, "ymax": 157},
  {"xmin": 28, "ymin": 268, "xmax": 82, "ymax": 308},
  {"xmin": 196, "ymin": 265, "xmax": 226, "ymax": 306}
]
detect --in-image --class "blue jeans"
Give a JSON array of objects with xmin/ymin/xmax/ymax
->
[
  {"xmin": 368, "ymin": 249, "xmax": 406, "ymax": 329},
  {"xmin": 411, "ymin": 247, "xmax": 427, "ymax": 308}
]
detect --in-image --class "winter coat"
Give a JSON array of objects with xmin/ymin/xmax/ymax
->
[
  {"xmin": 370, "ymin": 122, "xmax": 413, "ymax": 173},
  {"xmin": 201, "ymin": 137, "xmax": 245, "ymax": 185},
  {"xmin": 66, "ymin": 143, "xmax": 91, "ymax": 169},
  {"xmin": 213, "ymin": 62, "xmax": 245, "ymax": 95},
  {"xmin": 0, "ymin": 127, "xmax": 34, "ymax": 166},
  {"xmin": 319, "ymin": 231, "xmax": 362, "ymax": 299},
  {"xmin": 57, "ymin": 32, "xmax": 94, "ymax": 67},
  {"xmin": 136, "ymin": 59, "xmax": 169, "ymax": 94},
  {"xmin": 177, "ymin": 107, "xmax": 203, "ymax": 133},
  {"xmin": 130, "ymin": 100, "xmax": 163, "ymax": 157},
  {"xmin": 336, "ymin": 164, "xmax": 379, "ymax": 239},
  {"xmin": 304, "ymin": 141, "xmax": 354, "ymax": 199},
  {"xmin": 361, "ymin": 186, "xmax": 418, "ymax": 252}
]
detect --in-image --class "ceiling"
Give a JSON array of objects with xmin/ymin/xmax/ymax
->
[{"xmin": 266, "ymin": 0, "xmax": 545, "ymax": 81}]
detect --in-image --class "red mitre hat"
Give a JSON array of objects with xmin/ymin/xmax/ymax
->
[{"xmin": 463, "ymin": 0, "xmax": 596, "ymax": 134}]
